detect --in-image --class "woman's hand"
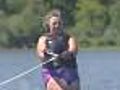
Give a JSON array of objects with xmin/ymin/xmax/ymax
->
[{"xmin": 59, "ymin": 51, "xmax": 73, "ymax": 61}]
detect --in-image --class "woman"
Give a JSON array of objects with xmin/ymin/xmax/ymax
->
[{"xmin": 37, "ymin": 9, "xmax": 80, "ymax": 90}]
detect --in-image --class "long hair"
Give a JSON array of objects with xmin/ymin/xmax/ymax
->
[{"xmin": 43, "ymin": 9, "xmax": 63, "ymax": 33}]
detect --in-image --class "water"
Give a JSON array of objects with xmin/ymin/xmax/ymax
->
[
  {"xmin": 79, "ymin": 51, "xmax": 120, "ymax": 90},
  {"xmin": 0, "ymin": 49, "xmax": 120, "ymax": 90}
]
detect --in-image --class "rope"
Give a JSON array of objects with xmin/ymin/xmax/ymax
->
[{"xmin": 0, "ymin": 56, "xmax": 56, "ymax": 87}]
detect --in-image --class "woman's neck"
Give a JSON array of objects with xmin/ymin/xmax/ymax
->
[
  {"xmin": 48, "ymin": 32, "xmax": 57, "ymax": 39},
  {"xmin": 52, "ymin": 34, "xmax": 58, "ymax": 39}
]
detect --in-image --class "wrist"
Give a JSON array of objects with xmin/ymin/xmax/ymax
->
[
  {"xmin": 63, "ymin": 50, "xmax": 74, "ymax": 56},
  {"xmin": 59, "ymin": 51, "xmax": 71, "ymax": 60}
]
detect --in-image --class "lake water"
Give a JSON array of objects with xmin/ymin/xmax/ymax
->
[{"xmin": 0, "ymin": 49, "xmax": 120, "ymax": 90}]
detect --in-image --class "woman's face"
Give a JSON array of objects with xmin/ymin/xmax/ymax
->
[{"xmin": 48, "ymin": 16, "xmax": 61, "ymax": 35}]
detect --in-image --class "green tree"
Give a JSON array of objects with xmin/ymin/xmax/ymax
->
[{"xmin": 104, "ymin": 1, "xmax": 120, "ymax": 46}]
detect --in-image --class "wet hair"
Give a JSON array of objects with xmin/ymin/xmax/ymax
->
[{"xmin": 43, "ymin": 9, "xmax": 63, "ymax": 32}]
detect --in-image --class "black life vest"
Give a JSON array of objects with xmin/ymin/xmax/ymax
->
[
  {"xmin": 46, "ymin": 33, "xmax": 68, "ymax": 54},
  {"xmin": 43, "ymin": 33, "xmax": 77, "ymax": 69}
]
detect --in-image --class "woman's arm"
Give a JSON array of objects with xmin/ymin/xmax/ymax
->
[
  {"xmin": 36, "ymin": 36, "xmax": 47, "ymax": 61},
  {"xmin": 59, "ymin": 36, "xmax": 78, "ymax": 60},
  {"xmin": 68, "ymin": 36, "xmax": 78, "ymax": 54}
]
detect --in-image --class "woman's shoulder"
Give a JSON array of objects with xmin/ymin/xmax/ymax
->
[
  {"xmin": 65, "ymin": 32, "xmax": 78, "ymax": 44},
  {"xmin": 64, "ymin": 32, "xmax": 75, "ymax": 39},
  {"xmin": 38, "ymin": 34, "xmax": 47, "ymax": 42}
]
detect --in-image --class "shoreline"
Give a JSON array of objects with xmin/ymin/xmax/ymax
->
[
  {"xmin": 80, "ymin": 46, "xmax": 120, "ymax": 51},
  {"xmin": 0, "ymin": 46, "xmax": 120, "ymax": 51}
]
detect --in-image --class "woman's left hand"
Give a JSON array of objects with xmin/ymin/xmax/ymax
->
[{"xmin": 59, "ymin": 51, "xmax": 73, "ymax": 60}]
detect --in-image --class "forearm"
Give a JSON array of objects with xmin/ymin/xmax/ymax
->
[
  {"xmin": 59, "ymin": 36, "xmax": 78, "ymax": 60},
  {"xmin": 36, "ymin": 50, "xmax": 46, "ymax": 61},
  {"xmin": 68, "ymin": 36, "xmax": 78, "ymax": 56},
  {"xmin": 36, "ymin": 36, "xmax": 48, "ymax": 61}
]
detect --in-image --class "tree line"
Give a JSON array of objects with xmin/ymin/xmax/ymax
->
[{"xmin": 0, "ymin": 0, "xmax": 120, "ymax": 49}]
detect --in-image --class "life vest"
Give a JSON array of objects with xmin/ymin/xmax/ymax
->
[{"xmin": 43, "ymin": 32, "xmax": 77, "ymax": 69}]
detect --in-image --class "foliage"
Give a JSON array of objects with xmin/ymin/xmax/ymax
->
[{"xmin": 0, "ymin": 0, "xmax": 120, "ymax": 48}]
